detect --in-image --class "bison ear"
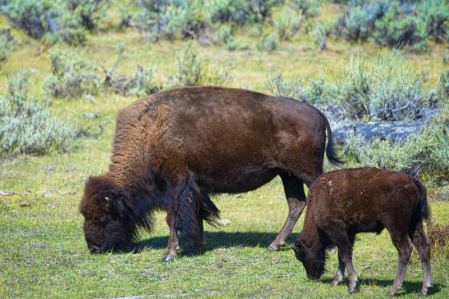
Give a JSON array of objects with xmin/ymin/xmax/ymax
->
[
  {"xmin": 117, "ymin": 198, "xmax": 126, "ymax": 217},
  {"xmin": 105, "ymin": 197, "xmax": 114, "ymax": 209}
]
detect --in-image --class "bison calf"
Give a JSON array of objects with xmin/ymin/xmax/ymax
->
[{"xmin": 292, "ymin": 167, "xmax": 432, "ymax": 296}]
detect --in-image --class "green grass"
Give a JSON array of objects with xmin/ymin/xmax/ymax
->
[{"xmin": 1, "ymin": 3, "xmax": 449, "ymax": 297}]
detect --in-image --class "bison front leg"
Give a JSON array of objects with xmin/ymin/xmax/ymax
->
[
  {"xmin": 163, "ymin": 208, "xmax": 180, "ymax": 262},
  {"xmin": 268, "ymin": 174, "xmax": 306, "ymax": 251}
]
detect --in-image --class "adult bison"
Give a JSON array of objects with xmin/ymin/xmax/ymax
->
[
  {"xmin": 79, "ymin": 86, "xmax": 341, "ymax": 261},
  {"xmin": 292, "ymin": 168, "xmax": 432, "ymax": 296}
]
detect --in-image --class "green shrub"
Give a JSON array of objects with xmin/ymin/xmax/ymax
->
[
  {"xmin": 65, "ymin": 0, "xmax": 110, "ymax": 31},
  {"xmin": 257, "ymin": 32, "xmax": 279, "ymax": 52},
  {"xmin": 173, "ymin": 41, "xmax": 203, "ymax": 86},
  {"xmin": 103, "ymin": 64, "xmax": 158, "ymax": 97},
  {"xmin": 440, "ymin": 67, "xmax": 449, "ymax": 97},
  {"xmin": 133, "ymin": 1, "xmax": 211, "ymax": 42},
  {"xmin": 273, "ymin": 7, "xmax": 302, "ymax": 41},
  {"xmin": 44, "ymin": 49, "xmax": 100, "ymax": 99},
  {"xmin": 1, "ymin": 0, "xmax": 49, "ymax": 39},
  {"xmin": 334, "ymin": 0, "xmax": 389, "ymax": 41},
  {"xmin": 290, "ymin": 0, "xmax": 322, "ymax": 19},
  {"xmin": 0, "ymin": 30, "xmax": 14, "ymax": 69},
  {"xmin": 345, "ymin": 113, "xmax": 449, "ymax": 182},
  {"xmin": 214, "ymin": 24, "xmax": 241, "ymax": 50},
  {"xmin": 1, "ymin": 0, "xmax": 109, "ymax": 45},
  {"xmin": 418, "ymin": 0, "xmax": 449, "ymax": 43},
  {"xmin": 0, "ymin": 71, "xmax": 75, "ymax": 156},
  {"xmin": 170, "ymin": 41, "xmax": 229, "ymax": 86},
  {"xmin": 302, "ymin": 76, "xmax": 327, "ymax": 105},
  {"xmin": 266, "ymin": 71, "xmax": 303, "ymax": 98},
  {"xmin": 373, "ymin": 1, "xmax": 428, "ymax": 50},
  {"xmin": 328, "ymin": 51, "xmax": 441, "ymax": 120},
  {"xmin": 206, "ymin": 0, "xmax": 277, "ymax": 25},
  {"xmin": 309, "ymin": 21, "xmax": 332, "ymax": 46}
]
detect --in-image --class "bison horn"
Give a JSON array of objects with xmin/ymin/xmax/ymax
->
[{"xmin": 105, "ymin": 197, "xmax": 114, "ymax": 209}]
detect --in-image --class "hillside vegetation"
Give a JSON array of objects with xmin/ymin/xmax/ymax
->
[{"xmin": 1, "ymin": 0, "xmax": 448, "ymax": 298}]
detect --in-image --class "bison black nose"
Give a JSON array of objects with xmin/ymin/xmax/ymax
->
[{"xmin": 88, "ymin": 244, "xmax": 102, "ymax": 254}]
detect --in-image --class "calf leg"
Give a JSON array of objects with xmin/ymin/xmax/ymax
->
[
  {"xmin": 409, "ymin": 221, "xmax": 432, "ymax": 295},
  {"xmin": 268, "ymin": 174, "xmax": 306, "ymax": 251},
  {"xmin": 387, "ymin": 233, "xmax": 413, "ymax": 296},
  {"xmin": 331, "ymin": 252, "xmax": 345, "ymax": 286},
  {"xmin": 333, "ymin": 232, "xmax": 357, "ymax": 293}
]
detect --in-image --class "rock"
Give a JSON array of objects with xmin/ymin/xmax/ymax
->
[
  {"xmin": 316, "ymin": 104, "xmax": 443, "ymax": 144},
  {"xmin": 332, "ymin": 121, "xmax": 424, "ymax": 144},
  {"xmin": 218, "ymin": 219, "xmax": 231, "ymax": 225},
  {"xmin": 19, "ymin": 202, "xmax": 30, "ymax": 207},
  {"xmin": 82, "ymin": 112, "xmax": 101, "ymax": 118}
]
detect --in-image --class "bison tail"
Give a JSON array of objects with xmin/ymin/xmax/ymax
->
[
  {"xmin": 414, "ymin": 178, "xmax": 431, "ymax": 222},
  {"xmin": 200, "ymin": 193, "xmax": 220, "ymax": 226},
  {"xmin": 322, "ymin": 112, "xmax": 344, "ymax": 167}
]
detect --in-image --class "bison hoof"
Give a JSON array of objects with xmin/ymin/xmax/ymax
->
[
  {"xmin": 386, "ymin": 292, "xmax": 393, "ymax": 296},
  {"xmin": 267, "ymin": 246, "xmax": 277, "ymax": 252},
  {"xmin": 348, "ymin": 288, "xmax": 356, "ymax": 294},
  {"xmin": 162, "ymin": 254, "xmax": 175, "ymax": 262}
]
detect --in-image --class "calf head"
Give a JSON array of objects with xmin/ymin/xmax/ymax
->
[
  {"xmin": 79, "ymin": 175, "xmax": 137, "ymax": 253},
  {"xmin": 292, "ymin": 240, "xmax": 326, "ymax": 280}
]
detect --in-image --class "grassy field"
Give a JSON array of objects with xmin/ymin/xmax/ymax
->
[{"xmin": 1, "ymin": 3, "xmax": 449, "ymax": 297}]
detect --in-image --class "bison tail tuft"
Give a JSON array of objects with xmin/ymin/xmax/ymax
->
[{"xmin": 323, "ymin": 114, "xmax": 344, "ymax": 167}]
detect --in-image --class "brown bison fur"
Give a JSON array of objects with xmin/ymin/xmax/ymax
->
[
  {"xmin": 79, "ymin": 86, "xmax": 342, "ymax": 261},
  {"xmin": 292, "ymin": 167, "xmax": 432, "ymax": 296}
]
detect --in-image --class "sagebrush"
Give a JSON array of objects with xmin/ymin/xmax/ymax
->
[{"xmin": 0, "ymin": 71, "xmax": 75, "ymax": 156}]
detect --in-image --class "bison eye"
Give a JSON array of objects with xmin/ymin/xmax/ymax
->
[{"xmin": 98, "ymin": 216, "xmax": 109, "ymax": 227}]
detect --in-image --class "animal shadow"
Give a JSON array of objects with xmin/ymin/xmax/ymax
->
[
  {"xmin": 136, "ymin": 231, "xmax": 299, "ymax": 253},
  {"xmin": 320, "ymin": 278, "xmax": 442, "ymax": 296}
]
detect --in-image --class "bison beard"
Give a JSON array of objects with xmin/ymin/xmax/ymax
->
[{"xmin": 79, "ymin": 86, "xmax": 342, "ymax": 261}]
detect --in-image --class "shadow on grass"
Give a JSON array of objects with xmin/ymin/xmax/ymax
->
[
  {"xmin": 320, "ymin": 277, "xmax": 442, "ymax": 296},
  {"xmin": 135, "ymin": 231, "xmax": 299, "ymax": 252}
]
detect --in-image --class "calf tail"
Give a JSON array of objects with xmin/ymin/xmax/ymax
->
[
  {"xmin": 320, "ymin": 110, "xmax": 344, "ymax": 167},
  {"xmin": 413, "ymin": 178, "xmax": 430, "ymax": 222}
]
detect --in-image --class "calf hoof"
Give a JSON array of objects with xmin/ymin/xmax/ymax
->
[
  {"xmin": 348, "ymin": 288, "xmax": 356, "ymax": 294},
  {"xmin": 331, "ymin": 280, "xmax": 342, "ymax": 287},
  {"xmin": 162, "ymin": 254, "xmax": 175, "ymax": 262}
]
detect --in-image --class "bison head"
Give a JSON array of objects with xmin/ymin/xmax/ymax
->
[
  {"xmin": 79, "ymin": 175, "xmax": 137, "ymax": 253},
  {"xmin": 292, "ymin": 240, "xmax": 326, "ymax": 280}
]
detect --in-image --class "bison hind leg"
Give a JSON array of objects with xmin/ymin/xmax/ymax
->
[{"xmin": 268, "ymin": 173, "xmax": 307, "ymax": 251}]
